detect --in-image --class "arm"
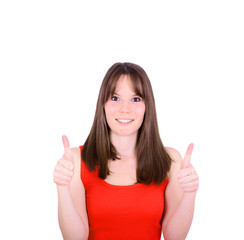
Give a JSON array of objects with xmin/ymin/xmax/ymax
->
[
  {"xmin": 162, "ymin": 145, "xmax": 199, "ymax": 240},
  {"xmin": 54, "ymin": 136, "xmax": 89, "ymax": 240}
]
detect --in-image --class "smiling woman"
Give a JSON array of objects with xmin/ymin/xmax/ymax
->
[{"xmin": 53, "ymin": 62, "xmax": 199, "ymax": 240}]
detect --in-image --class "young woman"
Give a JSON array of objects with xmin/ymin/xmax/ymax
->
[{"xmin": 53, "ymin": 62, "xmax": 199, "ymax": 240}]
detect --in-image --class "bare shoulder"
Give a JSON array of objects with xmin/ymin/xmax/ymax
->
[
  {"xmin": 165, "ymin": 147, "xmax": 182, "ymax": 177},
  {"xmin": 165, "ymin": 147, "xmax": 182, "ymax": 163},
  {"xmin": 71, "ymin": 147, "xmax": 81, "ymax": 176},
  {"xmin": 71, "ymin": 147, "xmax": 80, "ymax": 158}
]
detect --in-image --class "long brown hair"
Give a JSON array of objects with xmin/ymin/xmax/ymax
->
[{"xmin": 81, "ymin": 62, "xmax": 172, "ymax": 185}]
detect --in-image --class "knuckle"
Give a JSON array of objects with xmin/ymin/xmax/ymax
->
[
  {"xmin": 70, "ymin": 164, "xmax": 74, "ymax": 170},
  {"xmin": 54, "ymin": 165, "xmax": 60, "ymax": 171},
  {"xmin": 67, "ymin": 162, "xmax": 74, "ymax": 170}
]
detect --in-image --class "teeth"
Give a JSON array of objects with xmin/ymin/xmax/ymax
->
[{"xmin": 117, "ymin": 119, "xmax": 133, "ymax": 123}]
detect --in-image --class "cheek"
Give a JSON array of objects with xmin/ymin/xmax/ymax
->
[
  {"xmin": 105, "ymin": 102, "xmax": 118, "ymax": 117},
  {"xmin": 134, "ymin": 104, "xmax": 146, "ymax": 118}
]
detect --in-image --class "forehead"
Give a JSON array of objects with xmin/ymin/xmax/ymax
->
[
  {"xmin": 115, "ymin": 75, "xmax": 135, "ymax": 93},
  {"xmin": 109, "ymin": 74, "xmax": 144, "ymax": 97}
]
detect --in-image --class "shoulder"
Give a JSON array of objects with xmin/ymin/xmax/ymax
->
[
  {"xmin": 71, "ymin": 147, "xmax": 81, "ymax": 176},
  {"xmin": 165, "ymin": 147, "xmax": 182, "ymax": 177},
  {"xmin": 165, "ymin": 147, "xmax": 182, "ymax": 163},
  {"xmin": 69, "ymin": 146, "xmax": 86, "ymax": 193},
  {"xmin": 71, "ymin": 147, "xmax": 81, "ymax": 158}
]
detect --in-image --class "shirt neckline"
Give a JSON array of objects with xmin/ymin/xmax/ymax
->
[{"xmin": 99, "ymin": 178, "xmax": 143, "ymax": 189}]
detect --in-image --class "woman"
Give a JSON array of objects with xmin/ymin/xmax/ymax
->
[{"xmin": 53, "ymin": 62, "xmax": 199, "ymax": 240}]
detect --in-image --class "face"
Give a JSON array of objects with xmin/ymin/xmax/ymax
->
[{"xmin": 104, "ymin": 75, "xmax": 146, "ymax": 138}]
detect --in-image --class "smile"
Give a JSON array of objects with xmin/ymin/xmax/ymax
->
[{"xmin": 116, "ymin": 119, "xmax": 134, "ymax": 123}]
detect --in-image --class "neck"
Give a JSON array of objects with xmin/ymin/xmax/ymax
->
[{"xmin": 110, "ymin": 133, "xmax": 137, "ymax": 160}]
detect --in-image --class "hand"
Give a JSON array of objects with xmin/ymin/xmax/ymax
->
[
  {"xmin": 178, "ymin": 143, "xmax": 199, "ymax": 193},
  {"xmin": 53, "ymin": 135, "xmax": 75, "ymax": 186}
]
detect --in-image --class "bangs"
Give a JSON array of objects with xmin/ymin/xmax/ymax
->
[
  {"xmin": 128, "ymin": 74, "xmax": 144, "ymax": 98},
  {"xmin": 106, "ymin": 73, "xmax": 145, "ymax": 101}
]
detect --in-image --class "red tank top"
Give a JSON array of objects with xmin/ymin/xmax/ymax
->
[{"xmin": 79, "ymin": 146, "xmax": 168, "ymax": 240}]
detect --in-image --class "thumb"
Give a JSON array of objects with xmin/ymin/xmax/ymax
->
[
  {"xmin": 181, "ymin": 143, "xmax": 194, "ymax": 169},
  {"xmin": 62, "ymin": 135, "xmax": 73, "ymax": 162}
]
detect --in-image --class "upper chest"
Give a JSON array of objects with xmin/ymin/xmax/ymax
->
[{"xmin": 104, "ymin": 158, "xmax": 137, "ymax": 186}]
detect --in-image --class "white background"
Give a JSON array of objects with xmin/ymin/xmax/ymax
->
[{"xmin": 0, "ymin": 0, "xmax": 243, "ymax": 239}]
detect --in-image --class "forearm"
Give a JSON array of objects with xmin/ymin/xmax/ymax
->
[
  {"xmin": 163, "ymin": 192, "xmax": 196, "ymax": 240},
  {"xmin": 57, "ymin": 186, "xmax": 88, "ymax": 240}
]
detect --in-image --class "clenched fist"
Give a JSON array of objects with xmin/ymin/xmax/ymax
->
[
  {"xmin": 53, "ymin": 135, "xmax": 75, "ymax": 186},
  {"xmin": 178, "ymin": 143, "xmax": 199, "ymax": 193}
]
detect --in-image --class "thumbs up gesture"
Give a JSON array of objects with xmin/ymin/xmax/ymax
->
[
  {"xmin": 178, "ymin": 143, "xmax": 199, "ymax": 193},
  {"xmin": 53, "ymin": 135, "xmax": 75, "ymax": 186}
]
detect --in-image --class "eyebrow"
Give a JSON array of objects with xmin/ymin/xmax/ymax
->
[{"xmin": 114, "ymin": 92, "xmax": 140, "ymax": 97}]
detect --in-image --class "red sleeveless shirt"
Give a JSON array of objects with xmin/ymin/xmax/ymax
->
[{"xmin": 79, "ymin": 146, "xmax": 168, "ymax": 240}]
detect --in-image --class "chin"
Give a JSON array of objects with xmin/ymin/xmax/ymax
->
[{"xmin": 113, "ymin": 130, "xmax": 138, "ymax": 137}]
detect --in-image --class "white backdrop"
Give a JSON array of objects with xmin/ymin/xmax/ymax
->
[{"xmin": 0, "ymin": 0, "xmax": 243, "ymax": 239}]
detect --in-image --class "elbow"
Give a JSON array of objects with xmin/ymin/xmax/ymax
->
[
  {"xmin": 78, "ymin": 237, "xmax": 88, "ymax": 240},
  {"xmin": 162, "ymin": 221, "xmax": 169, "ymax": 240},
  {"xmin": 162, "ymin": 233, "xmax": 184, "ymax": 240},
  {"xmin": 77, "ymin": 234, "xmax": 88, "ymax": 240},
  {"xmin": 82, "ymin": 232, "xmax": 89, "ymax": 240},
  {"xmin": 162, "ymin": 223, "xmax": 171, "ymax": 240},
  {"xmin": 63, "ymin": 235, "xmax": 88, "ymax": 240},
  {"xmin": 81, "ymin": 230, "xmax": 89, "ymax": 240},
  {"xmin": 162, "ymin": 232, "xmax": 187, "ymax": 240},
  {"xmin": 162, "ymin": 226, "xmax": 186, "ymax": 240},
  {"xmin": 162, "ymin": 228, "xmax": 172, "ymax": 240},
  {"xmin": 62, "ymin": 230, "xmax": 88, "ymax": 240}
]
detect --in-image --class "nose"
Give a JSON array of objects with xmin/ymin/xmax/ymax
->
[{"xmin": 119, "ymin": 100, "xmax": 131, "ymax": 113}]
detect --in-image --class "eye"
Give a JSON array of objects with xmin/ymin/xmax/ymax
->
[
  {"xmin": 132, "ymin": 97, "xmax": 141, "ymax": 102},
  {"xmin": 111, "ymin": 96, "xmax": 119, "ymax": 101}
]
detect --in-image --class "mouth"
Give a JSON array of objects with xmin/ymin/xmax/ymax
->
[{"xmin": 116, "ymin": 118, "xmax": 134, "ymax": 124}]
